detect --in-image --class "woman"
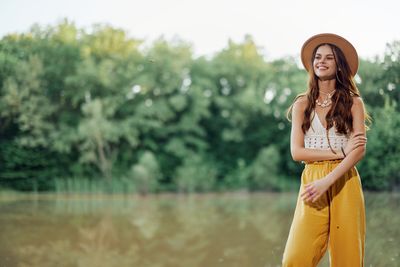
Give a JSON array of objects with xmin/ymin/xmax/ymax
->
[{"xmin": 282, "ymin": 33, "xmax": 370, "ymax": 267}]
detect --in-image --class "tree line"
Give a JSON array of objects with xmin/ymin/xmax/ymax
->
[{"xmin": 0, "ymin": 20, "xmax": 399, "ymax": 193}]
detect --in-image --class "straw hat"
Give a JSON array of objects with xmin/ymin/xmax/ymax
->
[{"xmin": 301, "ymin": 33, "xmax": 359, "ymax": 76}]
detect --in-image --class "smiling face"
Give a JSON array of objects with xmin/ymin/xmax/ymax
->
[{"xmin": 313, "ymin": 44, "xmax": 337, "ymax": 81}]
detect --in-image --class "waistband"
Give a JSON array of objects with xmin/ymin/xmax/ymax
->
[{"xmin": 303, "ymin": 159, "xmax": 343, "ymax": 165}]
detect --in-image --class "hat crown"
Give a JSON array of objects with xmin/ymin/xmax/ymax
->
[{"xmin": 301, "ymin": 33, "xmax": 358, "ymax": 76}]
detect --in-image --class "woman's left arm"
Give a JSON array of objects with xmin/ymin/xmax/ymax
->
[{"xmin": 301, "ymin": 97, "xmax": 367, "ymax": 203}]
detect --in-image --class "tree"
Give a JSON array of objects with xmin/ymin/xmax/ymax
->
[
  {"xmin": 130, "ymin": 151, "xmax": 161, "ymax": 194},
  {"xmin": 174, "ymin": 153, "xmax": 218, "ymax": 193},
  {"xmin": 358, "ymin": 97, "xmax": 400, "ymax": 190}
]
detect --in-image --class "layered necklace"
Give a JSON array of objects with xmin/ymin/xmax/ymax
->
[{"xmin": 316, "ymin": 89, "xmax": 336, "ymax": 108}]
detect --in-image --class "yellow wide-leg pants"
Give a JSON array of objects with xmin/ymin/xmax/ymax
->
[{"xmin": 282, "ymin": 159, "xmax": 366, "ymax": 267}]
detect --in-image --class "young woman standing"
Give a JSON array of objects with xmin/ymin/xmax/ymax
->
[{"xmin": 282, "ymin": 33, "xmax": 369, "ymax": 267}]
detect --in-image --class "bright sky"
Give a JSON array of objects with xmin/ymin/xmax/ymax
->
[{"xmin": 1, "ymin": 0, "xmax": 399, "ymax": 60}]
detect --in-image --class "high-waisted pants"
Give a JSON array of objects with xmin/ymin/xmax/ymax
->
[{"xmin": 282, "ymin": 159, "xmax": 366, "ymax": 267}]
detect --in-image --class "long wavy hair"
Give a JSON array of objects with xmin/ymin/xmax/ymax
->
[{"xmin": 287, "ymin": 43, "xmax": 370, "ymax": 151}]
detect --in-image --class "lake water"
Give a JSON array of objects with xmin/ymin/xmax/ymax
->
[{"xmin": 0, "ymin": 192, "xmax": 399, "ymax": 267}]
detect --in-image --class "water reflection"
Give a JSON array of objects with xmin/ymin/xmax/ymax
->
[{"xmin": 0, "ymin": 192, "xmax": 399, "ymax": 267}]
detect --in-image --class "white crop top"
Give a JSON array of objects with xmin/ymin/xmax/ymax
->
[{"xmin": 304, "ymin": 111, "xmax": 349, "ymax": 150}]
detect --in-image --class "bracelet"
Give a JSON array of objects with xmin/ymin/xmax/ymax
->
[{"xmin": 340, "ymin": 147, "xmax": 346, "ymax": 158}]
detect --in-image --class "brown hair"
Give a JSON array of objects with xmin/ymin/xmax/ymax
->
[{"xmin": 287, "ymin": 43, "xmax": 370, "ymax": 151}]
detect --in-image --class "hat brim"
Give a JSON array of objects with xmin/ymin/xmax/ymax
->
[{"xmin": 301, "ymin": 33, "xmax": 359, "ymax": 76}]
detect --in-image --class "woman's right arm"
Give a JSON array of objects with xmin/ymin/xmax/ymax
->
[{"xmin": 290, "ymin": 97, "xmax": 344, "ymax": 162}]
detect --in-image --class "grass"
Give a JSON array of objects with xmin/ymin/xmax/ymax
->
[{"xmin": 53, "ymin": 177, "xmax": 137, "ymax": 194}]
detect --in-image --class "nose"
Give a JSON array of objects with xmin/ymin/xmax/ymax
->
[{"xmin": 317, "ymin": 57, "xmax": 326, "ymax": 64}]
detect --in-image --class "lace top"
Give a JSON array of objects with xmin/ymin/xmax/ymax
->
[{"xmin": 304, "ymin": 111, "xmax": 349, "ymax": 150}]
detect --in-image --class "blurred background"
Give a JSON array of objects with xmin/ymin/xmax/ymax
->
[{"xmin": 0, "ymin": 0, "xmax": 399, "ymax": 266}]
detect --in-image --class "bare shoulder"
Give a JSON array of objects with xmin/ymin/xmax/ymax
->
[
  {"xmin": 351, "ymin": 96, "xmax": 366, "ymax": 126},
  {"xmin": 352, "ymin": 96, "xmax": 365, "ymax": 107},
  {"xmin": 292, "ymin": 95, "xmax": 308, "ymax": 111},
  {"xmin": 351, "ymin": 96, "xmax": 365, "ymax": 113}
]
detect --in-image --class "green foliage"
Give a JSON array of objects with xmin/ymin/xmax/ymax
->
[
  {"xmin": 0, "ymin": 56, "xmax": 55, "ymax": 147},
  {"xmin": 358, "ymin": 97, "xmax": 400, "ymax": 190},
  {"xmin": 0, "ymin": 20, "xmax": 399, "ymax": 192},
  {"xmin": 247, "ymin": 145, "xmax": 282, "ymax": 191},
  {"xmin": 174, "ymin": 154, "xmax": 218, "ymax": 193},
  {"xmin": 0, "ymin": 140, "xmax": 61, "ymax": 191},
  {"xmin": 223, "ymin": 158, "xmax": 251, "ymax": 190},
  {"xmin": 130, "ymin": 151, "xmax": 161, "ymax": 194},
  {"xmin": 78, "ymin": 98, "xmax": 121, "ymax": 179}
]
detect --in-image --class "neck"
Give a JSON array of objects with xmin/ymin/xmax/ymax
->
[{"xmin": 318, "ymin": 78, "xmax": 336, "ymax": 93}]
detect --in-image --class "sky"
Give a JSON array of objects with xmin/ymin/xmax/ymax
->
[{"xmin": 1, "ymin": 0, "xmax": 399, "ymax": 60}]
